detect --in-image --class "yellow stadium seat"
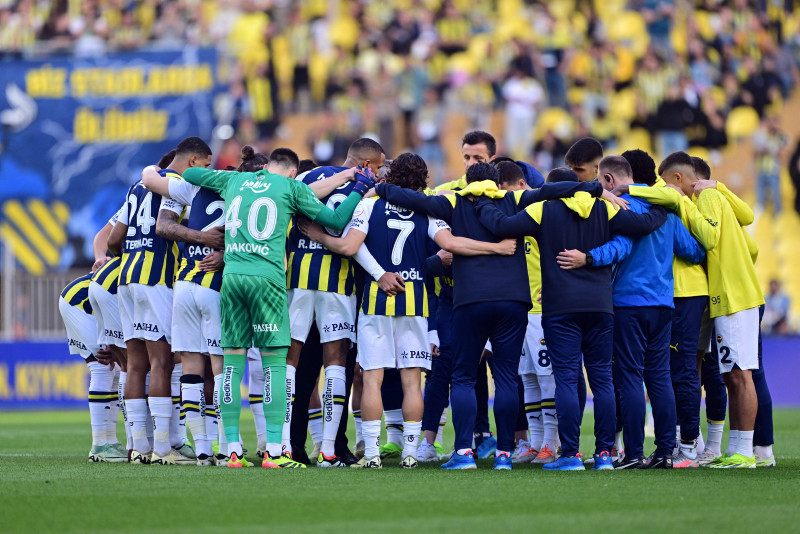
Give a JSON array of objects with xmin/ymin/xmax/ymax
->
[
  {"xmin": 687, "ymin": 146, "xmax": 711, "ymax": 162},
  {"xmin": 609, "ymin": 88, "xmax": 637, "ymax": 122},
  {"xmin": 726, "ymin": 106, "xmax": 760, "ymax": 139},
  {"xmin": 534, "ymin": 107, "xmax": 575, "ymax": 141},
  {"xmin": 617, "ymin": 127, "xmax": 652, "ymax": 154},
  {"xmin": 549, "ymin": 0, "xmax": 576, "ymax": 21},
  {"xmin": 606, "ymin": 11, "xmax": 649, "ymax": 58}
]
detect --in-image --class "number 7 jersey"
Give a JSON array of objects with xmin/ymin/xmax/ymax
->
[{"xmin": 119, "ymin": 170, "xmax": 184, "ymax": 288}]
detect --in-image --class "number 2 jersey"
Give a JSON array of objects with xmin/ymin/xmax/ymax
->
[
  {"xmin": 118, "ymin": 169, "xmax": 184, "ymax": 289},
  {"xmin": 287, "ymin": 166, "xmax": 356, "ymax": 295},
  {"xmin": 167, "ymin": 178, "xmax": 225, "ymax": 291},
  {"xmin": 347, "ymin": 196, "xmax": 449, "ymax": 317}
]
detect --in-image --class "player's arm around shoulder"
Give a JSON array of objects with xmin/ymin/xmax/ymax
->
[{"xmin": 181, "ymin": 166, "xmax": 232, "ymax": 194}]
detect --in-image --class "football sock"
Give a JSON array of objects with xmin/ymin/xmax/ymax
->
[
  {"xmin": 126, "ymin": 398, "xmax": 150, "ymax": 453},
  {"xmin": 282, "ymin": 364, "xmax": 296, "ymax": 454},
  {"xmin": 213, "ymin": 373, "xmax": 228, "ymax": 454},
  {"xmin": 539, "ymin": 374, "xmax": 558, "ymax": 450},
  {"xmin": 87, "ymin": 361, "xmax": 114, "ymax": 447},
  {"xmin": 148, "ymin": 396, "xmax": 173, "ymax": 456},
  {"xmin": 220, "ymin": 353, "xmax": 246, "ymax": 457},
  {"xmin": 261, "ymin": 349, "xmax": 287, "ymax": 458},
  {"xmin": 522, "ymin": 373, "xmax": 543, "ymax": 449},
  {"xmin": 403, "ymin": 420, "xmax": 421, "ymax": 459},
  {"xmin": 363, "ymin": 419, "xmax": 381, "ymax": 459},
  {"xmin": 696, "ymin": 429, "xmax": 706, "ymax": 453},
  {"xmin": 736, "ymin": 430, "xmax": 754, "ymax": 458},
  {"xmin": 309, "ymin": 408, "xmax": 323, "ymax": 445},
  {"xmin": 321, "ymin": 365, "xmax": 346, "ymax": 457},
  {"xmin": 707, "ymin": 420, "xmax": 724, "ymax": 455},
  {"xmin": 181, "ymin": 374, "xmax": 210, "ymax": 457},
  {"xmin": 248, "ymin": 362, "xmax": 267, "ymax": 450},
  {"xmin": 614, "ymin": 431, "xmax": 624, "ymax": 454},
  {"xmin": 144, "ymin": 373, "xmax": 153, "ymax": 448},
  {"xmin": 119, "ymin": 371, "xmax": 132, "ymax": 450},
  {"xmin": 170, "ymin": 363, "xmax": 186, "ymax": 448},
  {"xmin": 436, "ymin": 408, "xmax": 447, "ymax": 444},
  {"xmin": 384, "ymin": 409, "xmax": 404, "ymax": 446},
  {"xmin": 457, "ymin": 448, "xmax": 471, "ymax": 455},
  {"xmin": 726, "ymin": 430, "xmax": 740, "ymax": 457},
  {"xmin": 754, "ymin": 444, "xmax": 773, "ymax": 457},
  {"xmin": 106, "ymin": 366, "xmax": 121, "ymax": 444}
]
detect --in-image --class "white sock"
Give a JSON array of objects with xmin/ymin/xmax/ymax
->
[
  {"xmin": 363, "ymin": 419, "xmax": 381, "ymax": 459},
  {"xmin": 384, "ymin": 409, "xmax": 404, "ymax": 446},
  {"xmin": 736, "ymin": 430, "xmax": 754, "ymax": 458},
  {"xmin": 707, "ymin": 420, "xmax": 724, "ymax": 455},
  {"xmin": 539, "ymin": 374, "xmax": 558, "ymax": 450},
  {"xmin": 105, "ymin": 367, "xmax": 121, "ymax": 444},
  {"xmin": 309, "ymin": 408, "xmax": 323, "ymax": 445},
  {"xmin": 87, "ymin": 361, "xmax": 114, "ymax": 447},
  {"xmin": 170, "ymin": 364, "xmax": 185, "ymax": 448},
  {"xmin": 126, "ymin": 398, "xmax": 150, "ymax": 453},
  {"xmin": 266, "ymin": 442, "xmax": 282, "ymax": 458},
  {"xmin": 182, "ymin": 379, "xmax": 211, "ymax": 457},
  {"xmin": 726, "ymin": 430, "xmax": 740, "ymax": 457},
  {"xmin": 205, "ymin": 406, "xmax": 217, "ymax": 450},
  {"xmin": 436, "ymin": 408, "xmax": 447, "ymax": 444},
  {"xmin": 696, "ymin": 430, "xmax": 706, "ymax": 454},
  {"xmin": 403, "ymin": 420, "xmax": 421, "ymax": 459},
  {"xmin": 214, "ymin": 374, "xmax": 228, "ymax": 453},
  {"xmin": 352, "ymin": 409, "xmax": 363, "ymax": 444},
  {"xmin": 119, "ymin": 371, "xmax": 132, "ymax": 450},
  {"xmin": 674, "ymin": 425, "xmax": 681, "ymax": 456},
  {"xmin": 457, "ymin": 448, "xmax": 471, "ymax": 455},
  {"xmin": 614, "ymin": 431, "xmax": 624, "ymax": 454},
  {"xmin": 148, "ymin": 396, "xmax": 174, "ymax": 456},
  {"xmin": 522, "ymin": 373, "xmax": 543, "ymax": 449},
  {"xmin": 321, "ymin": 365, "xmax": 346, "ymax": 457},
  {"xmin": 754, "ymin": 444, "xmax": 773, "ymax": 458},
  {"xmin": 144, "ymin": 373, "xmax": 153, "ymax": 449},
  {"xmin": 282, "ymin": 364, "xmax": 296, "ymax": 454},
  {"xmin": 227, "ymin": 440, "xmax": 243, "ymax": 458},
  {"xmin": 248, "ymin": 362, "xmax": 267, "ymax": 450}
]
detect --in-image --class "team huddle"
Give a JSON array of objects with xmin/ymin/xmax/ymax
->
[{"xmin": 58, "ymin": 130, "xmax": 775, "ymax": 470}]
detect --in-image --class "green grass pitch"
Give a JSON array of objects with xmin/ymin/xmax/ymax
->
[{"xmin": 1, "ymin": 409, "xmax": 799, "ymax": 533}]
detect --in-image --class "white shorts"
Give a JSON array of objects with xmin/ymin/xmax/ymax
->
[
  {"xmin": 287, "ymin": 288, "xmax": 356, "ymax": 344},
  {"xmin": 171, "ymin": 281, "xmax": 222, "ymax": 356},
  {"xmin": 519, "ymin": 314, "xmax": 552, "ymax": 376},
  {"xmin": 698, "ymin": 306, "xmax": 713, "ymax": 352},
  {"xmin": 58, "ymin": 297, "xmax": 100, "ymax": 360},
  {"xmin": 714, "ymin": 307, "xmax": 760, "ymax": 373},
  {"xmin": 88, "ymin": 282, "xmax": 125, "ymax": 349},
  {"xmin": 118, "ymin": 283, "xmax": 173, "ymax": 343},
  {"xmin": 357, "ymin": 313, "xmax": 431, "ymax": 371}
]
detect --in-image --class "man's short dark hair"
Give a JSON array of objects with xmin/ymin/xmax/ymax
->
[
  {"xmin": 599, "ymin": 155, "xmax": 632, "ymax": 181},
  {"xmin": 622, "ymin": 149, "xmax": 657, "ymax": 186},
  {"xmin": 348, "ymin": 137, "xmax": 385, "ymax": 162},
  {"xmin": 462, "ymin": 130, "xmax": 496, "ymax": 157},
  {"xmin": 691, "ymin": 156, "xmax": 711, "ymax": 180},
  {"xmin": 465, "ymin": 161, "xmax": 499, "ymax": 184},
  {"xmin": 496, "ymin": 160, "xmax": 524, "ymax": 186},
  {"xmin": 564, "ymin": 137, "xmax": 603, "ymax": 166},
  {"xmin": 176, "ymin": 136, "xmax": 212, "ymax": 158},
  {"xmin": 269, "ymin": 147, "xmax": 299, "ymax": 170},
  {"xmin": 298, "ymin": 159, "xmax": 318, "ymax": 175},
  {"xmin": 546, "ymin": 167, "xmax": 579, "ymax": 183},
  {"xmin": 385, "ymin": 153, "xmax": 429, "ymax": 191},
  {"xmin": 657, "ymin": 151, "xmax": 694, "ymax": 176},
  {"xmin": 157, "ymin": 149, "xmax": 176, "ymax": 168}
]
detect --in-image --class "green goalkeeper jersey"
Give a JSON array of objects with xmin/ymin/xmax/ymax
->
[{"xmin": 183, "ymin": 167, "xmax": 362, "ymax": 287}]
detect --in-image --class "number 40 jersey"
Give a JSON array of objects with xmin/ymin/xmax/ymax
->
[
  {"xmin": 119, "ymin": 169, "xmax": 184, "ymax": 289},
  {"xmin": 348, "ymin": 197, "xmax": 449, "ymax": 317}
]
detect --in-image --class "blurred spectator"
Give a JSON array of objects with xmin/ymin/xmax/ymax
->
[
  {"xmin": 638, "ymin": 0, "xmax": 674, "ymax": 57},
  {"xmin": 501, "ymin": 67, "xmax": 544, "ymax": 160},
  {"xmin": 788, "ymin": 138, "xmax": 800, "ymax": 216},
  {"xmin": 652, "ymin": 85, "xmax": 695, "ymax": 158},
  {"xmin": 370, "ymin": 65, "xmax": 399, "ymax": 155},
  {"xmin": 414, "ymin": 87, "xmax": 446, "ymax": 184},
  {"xmin": 753, "ymin": 115, "xmax": 788, "ymax": 214},
  {"xmin": 763, "ymin": 279, "xmax": 791, "ymax": 335}
]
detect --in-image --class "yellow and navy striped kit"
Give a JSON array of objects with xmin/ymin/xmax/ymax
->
[
  {"xmin": 91, "ymin": 256, "xmax": 121, "ymax": 295},
  {"xmin": 286, "ymin": 166, "xmax": 356, "ymax": 295},
  {"xmin": 175, "ymin": 186, "xmax": 224, "ymax": 292},
  {"xmin": 119, "ymin": 172, "xmax": 183, "ymax": 289},
  {"xmin": 60, "ymin": 272, "xmax": 93, "ymax": 314}
]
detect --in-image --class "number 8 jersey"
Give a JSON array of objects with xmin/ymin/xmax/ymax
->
[
  {"xmin": 119, "ymin": 170, "xmax": 184, "ymax": 288},
  {"xmin": 349, "ymin": 197, "xmax": 449, "ymax": 317}
]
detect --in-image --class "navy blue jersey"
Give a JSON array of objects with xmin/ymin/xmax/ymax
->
[
  {"xmin": 349, "ymin": 197, "xmax": 449, "ymax": 316},
  {"xmin": 287, "ymin": 166, "xmax": 356, "ymax": 294}
]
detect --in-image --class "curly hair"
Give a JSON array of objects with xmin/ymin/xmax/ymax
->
[{"xmin": 385, "ymin": 153, "xmax": 429, "ymax": 191}]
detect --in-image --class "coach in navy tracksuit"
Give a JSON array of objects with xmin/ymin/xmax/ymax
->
[
  {"xmin": 474, "ymin": 167, "xmax": 668, "ymax": 470},
  {"xmin": 375, "ymin": 163, "xmax": 603, "ymax": 469},
  {"xmin": 558, "ymin": 156, "xmax": 706, "ymax": 468}
]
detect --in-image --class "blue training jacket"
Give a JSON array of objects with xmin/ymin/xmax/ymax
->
[{"xmin": 590, "ymin": 186, "xmax": 706, "ymax": 308}]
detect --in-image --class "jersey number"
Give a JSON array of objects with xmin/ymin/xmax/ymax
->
[
  {"xmin": 719, "ymin": 346, "xmax": 732, "ymax": 364},
  {"xmin": 225, "ymin": 195, "xmax": 277, "ymax": 241},
  {"xmin": 126, "ymin": 192, "xmax": 156, "ymax": 236},
  {"xmin": 387, "ymin": 219, "xmax": 415, "ymax": 265},
  {"xmin": 201, "ymin": 200, "xmax": 226, "ymax": 232},
  {"xmin": 537, "ymin": 350, "xmax": 551, "ymax": 368}
]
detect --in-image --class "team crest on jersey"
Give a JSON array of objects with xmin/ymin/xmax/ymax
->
[
  {"xmin": 717, "ymin": 335, "xmax": 723, "ymax": 343},
  {"xmin": 133, "ymin": 322, "xmax": 159, "ymax": 333},
  {"xmin": 240, "ymin": 178, "xmax": 272, "ymax": 194},
  {"xmin": 539, "ymin": 338, "xmax": 546, "ymax": 346}
]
